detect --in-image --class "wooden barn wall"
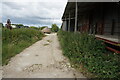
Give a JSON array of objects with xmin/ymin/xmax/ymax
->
[
  {"xmin": 77, "ymin": 18, "xmax": 82, "ymax": 32},
  {"xmin": 91, "ymin": 7, "xmax": 104, "ymax": 35},
  {"xmin": 70, "ymin": 19, "xmax": 75, "ymax": 32},
  {"xmin": 78, "ymin": 3, "xmax": 120, "ymax": 36},
  {"xmin": 77, "ymin": 15, "xmax": 89, "ymax": 33},
  {"xmin": 66, "ymin": 20, "xmax": 69, "ymax": 31},
  {"xmin": 103, "ymin": 4, "xmax": 119, "ymax": 36},
  {"xmin": 62, "ymin": 20, "xmax": 69, "ymax": 31},
  {"xmin": 62, "ymin": 21, "xmax": 66, "ymax": 31},
  {"xmin": 62, "ymin": 2, "xmax": 120, "ymax": 35}
]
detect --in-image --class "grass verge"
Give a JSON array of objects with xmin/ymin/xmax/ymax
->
[
  {"xmin": 57, "ymin": 30, "xmax": 120, "ymax": 79},
  {"xmin": 2, "ymin": 28, "xmax": 44, "ymax": 65}
]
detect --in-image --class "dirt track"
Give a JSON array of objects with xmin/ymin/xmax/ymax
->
[{"xmin": 3, "ymin": 33, "xmax": 86, "ymax": 78}]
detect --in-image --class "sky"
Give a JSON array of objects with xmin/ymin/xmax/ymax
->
[{"xmin": 1, "ymin": 0, "xmax": 67, "ymax": 28}]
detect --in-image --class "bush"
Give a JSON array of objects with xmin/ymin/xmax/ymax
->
[
  {"xmin": 2, "ymin": 28, "xmax": 44, "ymax": 65},
  {"xmin": 51, "ymin": 24, "xmax": 59, "ymax": 32},
  {"xmin": 57, "ymin": 30, "xmax": 120, "ymax": 79},
  {"xmin": 30, "ymin": 26, "xmax": 38, "ymax": 29},
  {"xmin": 39, "ymin": 26, "xmax": 47, "ymax": 30}
]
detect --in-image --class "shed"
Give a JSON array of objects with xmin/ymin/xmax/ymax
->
[
  {"xmin": 61, "ymin": 1, "xmax": 120, "ymax": 53},
  {"xmin": 61, "ymin": 1, "xmax": 120, "ymax": 42},
  {"xmin": 41, "ymin": 27, "xmax": 51, "ymax": 34}
]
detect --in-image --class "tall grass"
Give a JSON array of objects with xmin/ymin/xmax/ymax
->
[
  {"xmin": 2, "ymin": 28, "xmax": 44, "ymax": 65},
  {"xmin": 0, "ymin": 27, "xmax": 1, "ymax": 66},
  {"xmin": 58, "ymin": 30, "xmax": 120, "ymax": 79}
]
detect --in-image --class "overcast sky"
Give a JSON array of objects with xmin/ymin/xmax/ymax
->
[{"xmin": 1, "ymin": 0, "xmax": 67, "ymax": 27}]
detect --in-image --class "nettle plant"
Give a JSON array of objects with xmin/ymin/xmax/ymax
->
[{"xmin": 58, "ymin": 30, "xmax": 120, "ymax": 79}]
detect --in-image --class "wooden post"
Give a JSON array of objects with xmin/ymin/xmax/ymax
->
[
  {"xmin": 65, "ymin": 17, "xmax": 67, "ymax": 31},
  {"xmin": 111, "ymin": 19, "xmax": 115, "ymax": 35},
  {"xmin": 68, "ymin": 12, "xmax": 71, "ymax": 31},
  {"xmin": 74, "ymin": 0, "xmax": 78, "ymax": 32}
]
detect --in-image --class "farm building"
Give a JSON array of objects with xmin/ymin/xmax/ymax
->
[
  {"xmin": 61, "ymin": 2, "xmax": 120, "ymax": 53},
  {"xmin": 9, "ymin": 24, "xmax": 28, "ymax": 28},
  {"xmin": 41, "ymin": 27, "xmax": 51, "ymax": 34},
  {"xmin": 11, "ymin": 24, "xmax": 17, "ymax": 28}
]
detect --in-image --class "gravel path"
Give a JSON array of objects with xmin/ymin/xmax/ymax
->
[{"xmin": 2, "ymin": 33, "xmax": 86, "ymax": 78}]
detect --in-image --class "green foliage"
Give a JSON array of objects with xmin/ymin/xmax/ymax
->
[
  {"xmin": 30, "ymin": 26, "xmax": 38, "ymax": 29},
  {"xmin": 2, "ymin": 28, "xmax": 44, "ymax": 65},
  {"xmin": 14, "ymin": 24, "xmax": 24, "ymax": 28},
  {"xmin": 57, "ymin": 30, "xmax": 120, "ymax": 79},
  {"xmin": 16, "ymin": 24, "xmax": 24, "ymax": 26},
  {"xmin": 51, "ymin": 24, "xmax": 59, "ymax": 32},
  {"xmin": 39, "ymin": 26, "xmax": 47, "ymax": 30},
  {"xmin": 0, "ymin": 26, "xmax": 1, "ymax": 65},
  {"xmin": 0, "ymin": 23, "xmax": 4, "ymax": 28}
]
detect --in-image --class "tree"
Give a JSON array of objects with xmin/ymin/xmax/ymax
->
[
  {"xmin": 30, "ymin": 26, "xmax": 38, "ymax": 29},
  {"xmin": 51, "ymin": 24, "xmax": 59, "ymax": 32},
  {"xmin": 17, "ymin": 24, "xmax": 24, "ymax": 26},
  {"xmin": 16, "ymin": 24, "xmax": 24, "ymax": 28},
  {"xmin": 0, "ymin": 23, "xmax": 4, "ymax": 28}
]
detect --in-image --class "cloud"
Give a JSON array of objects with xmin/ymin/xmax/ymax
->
[
  {"xmin": 3, "ymin": 0, "xmax": 67, "ymax": 2},
  {"xmin": 0, "ymin": 1, "xmax": 2, "ymax": 23},
  {"xmin": 2, "ymin": 0, "xmax": 67, "ymax": 27}
]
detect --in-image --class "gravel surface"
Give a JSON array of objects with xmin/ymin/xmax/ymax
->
[{"xmin": 2, "ymin": 33, "xmax": 86, "ymax": 78}]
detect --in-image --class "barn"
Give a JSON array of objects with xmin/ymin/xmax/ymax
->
[
  {"xmin": 41, "ymin": 27, "xmax": 51, "ymax": 34},
  {"xmin": 61, "ymin": 1, "xmax": 120, "ymax": 53}
]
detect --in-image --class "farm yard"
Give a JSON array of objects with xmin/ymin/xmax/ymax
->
[
  {"xmin": 2, "ymin": 32, "xmax": 86, "ymax": 78},
  {"xmin": 1, "ymin": 0, "xmax": 120, "ymax": 79},
  {"xmin": 2, "ymin": 28, "xmax": 120, "ymax": 79}
]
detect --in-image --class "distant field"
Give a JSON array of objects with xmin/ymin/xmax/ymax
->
[{"xmin": 2, "ymin": 28, "xmax": 44, "ymax": 65}]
